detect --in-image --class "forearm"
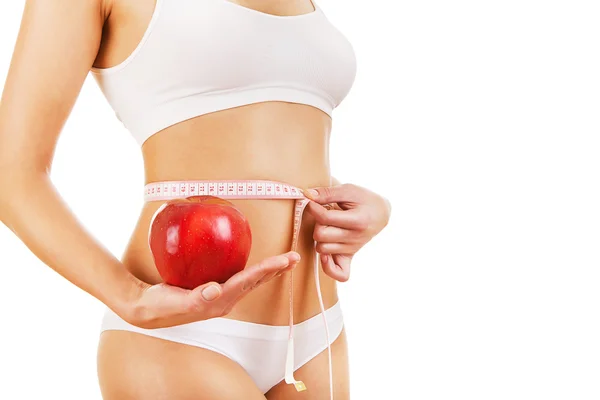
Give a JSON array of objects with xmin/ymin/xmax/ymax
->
[{"xmin": 0, "ymin": 171, "xmax": 142, "ymax": 317}]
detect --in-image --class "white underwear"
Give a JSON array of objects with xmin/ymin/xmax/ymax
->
[{"xmin": 99, "ymin": 301, "xmax": 344, "ymax": 393}]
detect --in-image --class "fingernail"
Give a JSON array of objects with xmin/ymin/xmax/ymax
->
[
  {"xmin": 307, "ymin": 189, "xmax": 319, "ymax": 198},
  {"xmin": 322, "ymin": 254, "xmax": 329, "ymax": 263},
  {"xmin": 290, "ymin": 252, "xmax": 301, "ymax": 262},
  {"xmin": 201, "ymin": 285, "xmax": 220, "ymax": 301}
]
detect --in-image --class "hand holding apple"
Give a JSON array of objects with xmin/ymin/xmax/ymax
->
[{"xmin": 123, "ymin": 251, "xmax": 300, "ymax": 329}]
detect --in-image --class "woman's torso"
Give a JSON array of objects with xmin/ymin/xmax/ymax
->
[{"xmin": 92, "ymin": 0, "xmax": 352, "ymax": 325}]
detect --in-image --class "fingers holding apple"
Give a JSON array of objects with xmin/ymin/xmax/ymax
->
[
  {"xmin": 127, "ymin": 251, "xmax": 300, "ymax": 329},
  {"xmin": 193, "ymin": 251, "xmax": 301, "ymax": 316}
]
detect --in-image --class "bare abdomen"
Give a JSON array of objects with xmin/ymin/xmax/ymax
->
[{"xmin": 121, "ymin": 102, "xmax": 339, "ymax": 325}]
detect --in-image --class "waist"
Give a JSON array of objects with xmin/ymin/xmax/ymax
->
[
  {"xmin": 126, "ymin": 105, "xmax": 336, "ymax": 323},
  {"xmin": 123, "ymin": 178, "xmax": 338, "ymax": 325}
]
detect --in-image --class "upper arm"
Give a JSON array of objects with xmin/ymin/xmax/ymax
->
[{"xmin": 0, "ymin": 0, "xmax": 109, "ymax": 175}]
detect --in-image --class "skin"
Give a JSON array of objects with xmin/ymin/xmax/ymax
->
[{"xmin": 0, "ymin": 0, "xmax": 391, "ymax": 399}]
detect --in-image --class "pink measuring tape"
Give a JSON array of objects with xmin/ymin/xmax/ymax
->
[{"xmin": 144, "ymin": 179, "xmax": 335, "ymax": 399}]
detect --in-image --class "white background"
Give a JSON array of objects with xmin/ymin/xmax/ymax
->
[{"xmin": 1, "ymin": 0, "xmax": 599, "ymax": 399}]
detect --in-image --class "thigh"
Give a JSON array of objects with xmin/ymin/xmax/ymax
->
[
  {"xmin": 265, "ymin": 328, "xmax": 350, "ymax": 400},
  {"xmin": 97, "ymin": 330, "xmax": 266, "ymax": 400}
]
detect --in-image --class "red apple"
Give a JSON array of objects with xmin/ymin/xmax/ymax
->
[{"xmin": 148, "ymin": 195, "xmax": 252, "ymax": 289}]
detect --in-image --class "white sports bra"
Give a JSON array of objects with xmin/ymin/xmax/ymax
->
[{"xmin": 91, "ymin": 0, "xmax": 357, "ymax": 146}]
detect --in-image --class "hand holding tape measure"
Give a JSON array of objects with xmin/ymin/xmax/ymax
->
[{"xmin": 305, "ymin": 183, "xmax": 393, "ymax": 282}]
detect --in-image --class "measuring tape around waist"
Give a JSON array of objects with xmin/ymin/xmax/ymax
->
[{"xmin": 144, "ymin": 179, "xmax": 334, "ymax": 399}]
